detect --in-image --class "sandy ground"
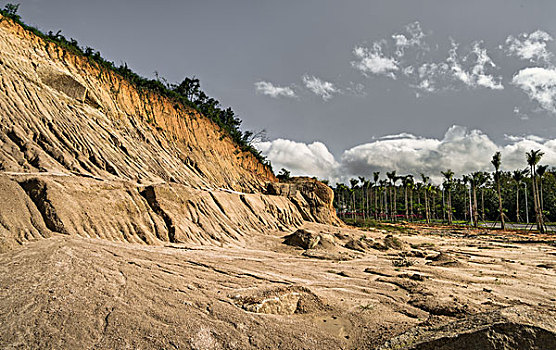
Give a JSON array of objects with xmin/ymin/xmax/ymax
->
[{"xmin": 1, "ymin": 222, "xmax": 555, "ymax": 349}]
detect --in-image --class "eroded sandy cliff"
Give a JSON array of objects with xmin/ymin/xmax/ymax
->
[{"xmin": 0, "ymin": 14, "xmax": 340, "ymax": 251}]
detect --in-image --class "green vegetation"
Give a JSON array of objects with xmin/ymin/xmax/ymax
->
[
  {"xmin": 0, "ymin": 3, "xmax": 271, "ymax": 169},
  {"xmin": 277, "ymin": 168, "xmax": 291, "ymax": 181},
  {"xmin": 333, "ymin": 150, "xmax": 556, "ymax": 232}
]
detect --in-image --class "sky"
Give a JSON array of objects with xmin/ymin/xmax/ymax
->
[{"xmin": 10, "ymin": 0, "xmax": 556, "ymax": 183}]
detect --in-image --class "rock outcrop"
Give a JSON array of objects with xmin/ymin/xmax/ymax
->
[
  {"xmin": 378, "ymin": 306, "xmax": 556, "ymax": 350},
  {"xmin": 0, "ymin": 14, "xmax": 340, "ymax": 251},
  {"xmin": 267, "ymin": 177, "xmax": 343, "ymax": 226}
]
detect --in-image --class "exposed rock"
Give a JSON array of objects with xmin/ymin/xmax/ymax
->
[
  {"xmin": 267, "ymin": 177, "xmax": 342, "ymax": 226},
  {"xmin": 284, "ymin": 229, "xmax": 321, "ymax": 249},
  {"xmin": 378, "ymin": 307, "xmax": 556, "ymax": 350},
  {"xmin": 425, "ymin": 252, "xmax": 462, "ymax": 267},
  {"xmin": 345, "ymin": 237, "xmax": 375, "ymax": 252},
  {"xmin": 38, "ymin": 66, "xmax": 88, "ymax": 102},
  {"xmin": 0, "ymin": 175, "xmax": 51, "ymax": 252},
  {"xmin": 409, "ymin": 295, "xmax": 472, "ymax": 317}
]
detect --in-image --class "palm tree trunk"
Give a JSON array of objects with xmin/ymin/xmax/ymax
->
[
  {"xmin": 390, "ymin": 187, "xmax": 394, "ymax": 221},
  {"xmin": 531, "ymin": 166, "xmax": 543, "ymax": 233},
  {"xmin": 384, "ymin": 188, "xmax": 388, "ymax": 221},
  {"xmin": 449, "ymin": 191, "xmax": 453, "ymax": 225},
  {"xmin": 540, "ymin": 179, "xmax": 544, "ymax": 214},
  {"xmin": 409, "ymin": 188, "xmax": 414, "ymax": 217},
  {"xmin": 537, "ymin": 175, "xmax": 545, "ymax": 232},
  {"xmin": 375, "ymin": 187, "xmax": 378, "ymax": 220},
  {"xmin": 481, "ymin": 189, "xmax": 485, "ymax": 222},
  {"xmin": 432, "ymin": 191, "xmax": 436, "ymax": 220},
  {"xmin": 464, "ymin": 188, "xmax": 468, "ymax": 222},
  {"xmin": 524, "ymin": 184, "xmax": 529, "ymax": 224},
  {"xmin": 497, "ymin": 179, "xmax": 505, "ymax": 230},
  {"xmin": 472, "ymin": 186, "xmax": 478, "ymax": 228},
  {"xmin": 392, "ymin": 185, "xmax": 398, "ymax": 221},
  {"xmin": 515, "ymin": 183, "xmax": 520, "ymax": 223},
  {"xmin": 404, "ymin": 187, "xmax": 409, "ymax": 220},
  {"xmin": 424, "ymin": 190, "xmax": 430, "ymax": 224},
  {"xmin": 351, "ymin": 191, "xmax": 355, "ymax": 221},
  {"xmin": 442, "ymin": 190, "xmax": 446, "ymax": 222},
  {"xmin": 468, "ymin": 186, "xmax": 473, "ymax": 225}
]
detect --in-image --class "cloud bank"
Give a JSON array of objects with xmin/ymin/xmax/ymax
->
[{"xmin": 256, "ymin": 126, "xmax": 556, "ymax": 184}]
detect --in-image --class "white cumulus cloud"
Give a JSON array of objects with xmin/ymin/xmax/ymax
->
[
  {"xmin": 254, "ymin": 139, "xmax": 339, "ymax": 180},
  {"xmin": 254, "ymin": 81, "xmax": 296, "ymax": 98},
  {"xmin": 392, "ymin": 21, "xmax": 427, "ymax": 57},
  {"xmin": 351, "ymin": 42, "xmax": 399, "ymax": 78},
  {"xmin": 512, "ymin": 67, "xmax": 556, "ymax": 113},
  {"xmin": 302, "ymin": 75, "xmax": 339, "ymax": 101},
  {"xmin": 352, "ymin": 23, "xmax": 506, "ymax": 93},
  {"xmin": 447, "ymin": 41, "xmax": 504, "ymax": 90},
  {"xmin": 505, "ymin": 30, "xmax": 553, "ymax": 64},
  {"xmin": 341, "ymin": 126, "xmax": 500, "ymax": 183},
  {"xmin": 257, "ymin": 126, "xmax": 556, "ymax": 185}
]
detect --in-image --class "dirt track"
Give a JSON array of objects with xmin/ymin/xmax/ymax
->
[{"xmin": 1, "ymin": 223, "xmax": 555, "ymax": 349}]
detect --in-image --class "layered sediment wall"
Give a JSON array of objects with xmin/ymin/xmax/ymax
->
[{"xmin": 0, "ymin": 15, "xmax": 340, "ymax": 251}]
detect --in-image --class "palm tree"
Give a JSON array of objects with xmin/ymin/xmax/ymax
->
[
  {"xmin": 431, "ymin": 185, "xmax": 439, "ymax": 221},
  {"xmin": 491, "ymin": 152, "xmax": 505, "ymax": 230},
  {"xmin": 349, "ymin": 178, "xmax": 359, "ymax": 221},
  {"xmin": 537, "ymin": 165, "xmax": 548, "ymax": 215},
  {"xmin": 373, "ymin": 172, "xmax": 380, "ymax": 219},
  {"xmin": 441, "ymin": 169, "xmax": 454, "ymax": 225},
  {"xmin": 380, "ymin": 179, "xmax": 388, "ymax": 220},
  {"xmin": 470, "ymin": 172, "xmax": 487, "ymax": 227},
  {"xmin": 386, "ymin": 171, "xmax": 397, "ymax": 221},
  {"xmin": 526, "ymin": 150, "xmax": 544, "ymax": 233},
  {"xmin": 394, "ymin": 176, "xmax": 402, "ymax": 220},
  {"xmin": 335, "ymin": 183, "xmax": 347, "ymax": 218},
  {"xmin": 364, "ymin": 179, "xmax": 372, "ymax": 221},
  {"xmin": 408, "ymin": 176, "xmax": 415, "ymax": 218},
  {"xmin": 420, "ymin": 173, "xmax": 431, "ymax": 224},
  {"xmin": 358, "ymin": 176, "xmax": 367, "ymax": 221},
  {"xmin": 512, "ymin": 169, "xmax": 527, "ymax": 223},
  {"xmin": 462, "ymin": 175, "xmax": 473, "ymax": 225},
  {"xmin": 402, "ymin": 175, "xmax": 414, "ymax": 220}
]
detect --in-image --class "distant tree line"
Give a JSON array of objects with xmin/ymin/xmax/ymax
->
[
  {"xmin": 0, "ymin": 3, "xmax": 271, "ymax": 168},
  {"xmin": 332, "ymin": 150, "xmax": 555, "ymax": 233}
]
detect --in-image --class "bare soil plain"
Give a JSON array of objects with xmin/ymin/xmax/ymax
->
[{"xmin": 1, "ymin": 223, "xmax": 555, "ymax": 349}]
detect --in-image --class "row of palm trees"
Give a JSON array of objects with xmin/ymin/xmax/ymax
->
[{"xmin": 332, "ymin": 149, "xmax": 553, "ymax": 233}]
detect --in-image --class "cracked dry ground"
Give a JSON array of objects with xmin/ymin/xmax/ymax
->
[{"xmin": 1, "ymin": 223, "xmax": 555, "ymax": 349}]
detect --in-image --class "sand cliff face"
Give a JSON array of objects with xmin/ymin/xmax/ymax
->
[
  {"xmin": 0, "ymin": 15, "xmax": 273, "ymax": 188},
  {"xmin": 0, "ymin": 15, "xmax": 340, "ymax": 251}
]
